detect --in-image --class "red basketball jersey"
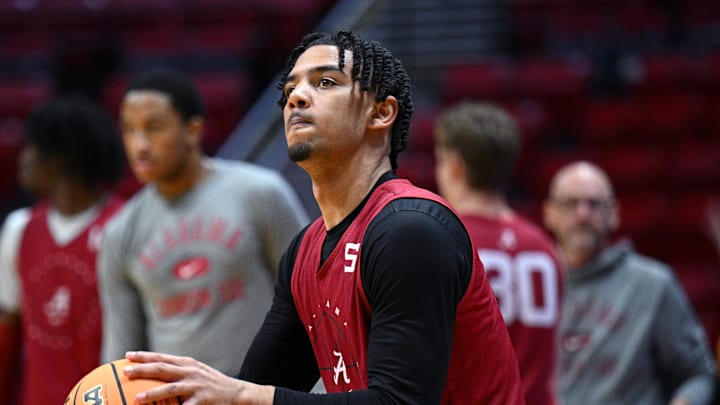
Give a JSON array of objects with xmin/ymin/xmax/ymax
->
[
  {"xmin": 17, "ymin": 198, "xmax": 123, "ymax": 405},
  {"xmin": 291, "ymin": 179, "xmax": 523, "ymax": 404},
  {"xmin": 461, "ymin": 213, "xmax": 562, "ymax": 405}
]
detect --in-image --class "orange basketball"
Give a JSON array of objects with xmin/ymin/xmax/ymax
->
[{"xmin": 64, "ymin": 358, "xmax": 182, "ymax": 404}]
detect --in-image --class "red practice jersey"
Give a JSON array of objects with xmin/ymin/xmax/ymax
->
[
  {"xmin": 17, "ymin": 198, "xmax": 124, "ymax": 405},
  {"xmin": 291, "ymin": 179, "xmax": 523, "ymax": 404},
  {"xmin": 462, "ymin": 213, "xmax": 562, "ymax": 405}
]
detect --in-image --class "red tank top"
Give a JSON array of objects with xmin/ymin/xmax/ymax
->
[
  {"xmin": 291, "ymin": 179, "xmax": 524, "ymax": 404},
  {"xmin": 462, "ymin": 214, "xmax": 562, "ymax": 405},
  {"xmin": 17, "ymin": 197, "xmax": 123, "ymax": 405}
]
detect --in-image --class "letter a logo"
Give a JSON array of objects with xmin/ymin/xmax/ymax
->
[
  {"xmin": 83, "ymin": 385, "xmax": 104, "ymax": 405},
  {"xmin": 333, "ymin": 350, "xmax": 351, "ymax": 385}
]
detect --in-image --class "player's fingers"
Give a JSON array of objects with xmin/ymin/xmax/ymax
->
[
  {"xmin": 135, "ymin": 381, "xmax": 188, "ymax": 404},
  {"xmin": 126, "ymin": 350, "xmax": 196, "ymax": 366},
  {"xmin": 123, "ymin": 358, "xmax": 185, "ymax": 382}
]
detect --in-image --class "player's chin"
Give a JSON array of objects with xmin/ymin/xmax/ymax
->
[
  {"xmin": 288, "ymin": 142, "xmax": 312, "ymax": 162},
  {"xmin": 129, "ymin": 166, "xmax": 156, "ymax": 184},
  {"xmin": 565, "ymin": 229, "xmax": 601, "ymax": 249}
]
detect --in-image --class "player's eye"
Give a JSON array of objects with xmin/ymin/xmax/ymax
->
[{"xmin": 318, "ymin": 78, "xmax": 336, "ymax": 88}]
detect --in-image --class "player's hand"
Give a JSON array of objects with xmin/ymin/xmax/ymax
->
[{"xmin": 124, "ymin": 351, "xmax": 275, "ymax": 405}]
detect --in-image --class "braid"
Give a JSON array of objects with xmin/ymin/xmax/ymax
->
[
  {"xmin": 364, "ymin": 41, "xmax": 379, "ymax": 93},
  {"xmin": 277, "ymin": 30, "xmax": 414, "ymax": 171}
]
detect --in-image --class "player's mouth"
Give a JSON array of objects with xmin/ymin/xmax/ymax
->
[
  {"xmin": 288, "ymin": 114, "xmax": 312, "ymax": 129},
  {"xmin": 131, "ymin": 157, "xmax": 154, "ymax": 175}
]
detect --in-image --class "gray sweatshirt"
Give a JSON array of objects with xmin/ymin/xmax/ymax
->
[
  {"xmin": 98, "ymin": 159, "xmax": 308, "ymax": 375},
  {"xmin": 557, "ymin": 241, "xmax": 717, "ymax": 405}
]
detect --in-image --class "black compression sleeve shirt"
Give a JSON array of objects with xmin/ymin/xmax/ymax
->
[{"xmin": 239, "ymin": 178, "xmax": 474, "ymax": 404}]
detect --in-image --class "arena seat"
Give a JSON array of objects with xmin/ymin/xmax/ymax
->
[
  {"xmin": 594, "ymin": 144, "xmax": 665, "ymax": 190},
  {"xmin": 577, "ymin": 98, "xmax": 633, "ymax": 144},
  {"xmin": 442, "ymin": 61, "xmax": 515, "ymax": 104},
  {"xmin": 628, "ymin": 91, "xmax": 704, "ymax": 140},
  {"xmin": 617, "ymin": 190, "xmax": 667, "ymax": 236},
  {"xmin": 665, "ymin": 138, "xmax": 720, "ymax": 187}
]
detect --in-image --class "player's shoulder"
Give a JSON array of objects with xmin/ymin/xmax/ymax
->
[
  {"xmin": 211, "ymin": 158, "xmax": 291, "ymax": 190},
  {"xmin": 102, "ymin": 186, "xmax": 154, "ymax": 237},
  {"xmin": 382, "ymin": 196, "xmax": 459, "ymax": 222},
  {"xmin": 373, "ymin": 197, "xmax": 468, "ymax": 244},
  {"xmin": 623, "ymin": 250, "xmax": 674, "ymax": 284},
  {"xmin": 0, "ymin": 207, "xmax": 32, "ymax": 238},
  {"xmin": 508, "ymin": 213, "xmax": 556, "ymax": 247},
  {"xmin": 212, "ymin": 158, "xmax": 283, "ymax": 180}
]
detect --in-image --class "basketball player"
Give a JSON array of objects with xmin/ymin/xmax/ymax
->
[
  {"xmin": 434, "ymin": 101, "xmax": 562, "ymax": 405},
  {"xmin": 0, "ymin": 95, "xmax": 126, "ymax": 405},
  {"xmin": 97, "ymin": 69, "xmax": 309, "ymax": 376},
  {"xmin": 121, "ymin": 30, "xmax": 524, "ymax": 404},
  {"xmin": 544, "ymin": 161, "xmax": 717, "ymax": 405}
]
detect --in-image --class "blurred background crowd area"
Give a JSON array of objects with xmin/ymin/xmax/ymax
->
[{"xmin": 0, "ymin": 0, "xmax": 719, "ymax": 350}]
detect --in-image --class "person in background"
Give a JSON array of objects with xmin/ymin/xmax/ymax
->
[
  {"xmin": 434, "ymin": 100, "xmax": 562, "ymax": 405},
  {"xmin": 0, "ymin": 95, "xmax": 126, "ymax": 405},
  {"xmin": 98, "ymin": 68, "xmax": 309, "ymax": 376},
  {"xmin": 543, "ymin": 160, "xmax": 717, "ymax": 405},
  {"xmin": 119, "ymin": 30, "xmax": 524, "ymax": 404}
]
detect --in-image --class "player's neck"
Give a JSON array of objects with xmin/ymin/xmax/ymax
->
[
  {"xmin": 450, "ymin": 189, "xmax": 514, "ymax": 220},
  {"xmin": 51, "ymin": 180, "xmax": 104, "ymax": 216},
  {"xmin": 311, "ymin": 158, "xmax": 390, "ymax": 230},
  {"xmin": 155, "ymin": 154, "xmax": 209, "ymax": 199},
  {"xmin": 561, "ymin": 250, "xmax": 590, "ymax": 270}
]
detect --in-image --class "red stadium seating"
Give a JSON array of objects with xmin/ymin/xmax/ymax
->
[
  {"xmin": 628, "ymin": 91, "xmax": 704, "ymax": 140},
  {"xmin": 577, "ymin": 98, "xmax": 634, "ymax": 144}
]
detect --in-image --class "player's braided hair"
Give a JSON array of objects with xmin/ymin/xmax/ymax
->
[{"xmin": 277, "ymin": 30, "xmax": 413, "ymax": 172}]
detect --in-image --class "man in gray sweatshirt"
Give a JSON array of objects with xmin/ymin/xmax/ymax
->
[{"xmin": 543, "ymin": 160, "xmax": 717, "ymax": 405}]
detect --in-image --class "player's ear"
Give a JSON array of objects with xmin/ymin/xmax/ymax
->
[
  {"xmin": 368, "ymin": 95, "xmax": 398, "ymax": 130},
  {"xmin": 608, "ymin": 198, "xmax": 620, "ymax": 231},
  {"xmin": 446, "ymin": 150, "xmax": 467, "ymax": 180},
  {"xmin": 185, "ymin": 116, "xmax": 204, "ymax": 149}
]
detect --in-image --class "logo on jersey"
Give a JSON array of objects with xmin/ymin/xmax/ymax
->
[
  {"xmin": 333, "ymin": 350, "xmax": 351, "ymax": 385},
  {"xmin": 499, "ymin": 228, "xmax": 516, "ymax": 250},
  {"xmin": 173, "ymin": 256, "xmax": 210, "ymax": 280},
  {"xmin": 344, "ymin": 243, "xmax": 360, "ymax": 273},
  {"xmin": 44, "ymin": 286, "xmax": 71, "ymax": 326},
  {"xmin": 307, "ymin": 299, "xmax": 363, "ymax": 391}
]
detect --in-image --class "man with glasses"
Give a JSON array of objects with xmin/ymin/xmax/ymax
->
[{"xmin": 543, "ymin": 160, "xmax": 717, "ymax": 405}]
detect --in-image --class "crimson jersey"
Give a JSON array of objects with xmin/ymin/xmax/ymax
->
[
  {"xmin": 461, "ymin": 213, "xmax": 562, "ymax": 405},
  {"xmin": 17, "ymin": 197, "xmax": 123, "ymax": 405},
  {"xmin": 291, "ymin": 179, "xmax": 523, "ymax": 404}
]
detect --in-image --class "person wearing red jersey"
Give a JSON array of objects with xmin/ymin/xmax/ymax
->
[
  {"xmin": 0, "ymin": 95, "xmax": 126, "ymax": 405},
  {"xmin": 121, "ymin": 30, "xmax": 524, "ymax": 404},
  {"xmin": 434, "ymin": 101, "xmax": 562, "ymax": 405}
]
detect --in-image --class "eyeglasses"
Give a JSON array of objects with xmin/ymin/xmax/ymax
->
[{"xmin": 550, "ymin": 197, "xmax": 613, "ymax": 212}]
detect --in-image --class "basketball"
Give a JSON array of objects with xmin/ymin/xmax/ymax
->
[{"xmin": 64, "ymin": 359, "xmax": 182, "ymax": 405}]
